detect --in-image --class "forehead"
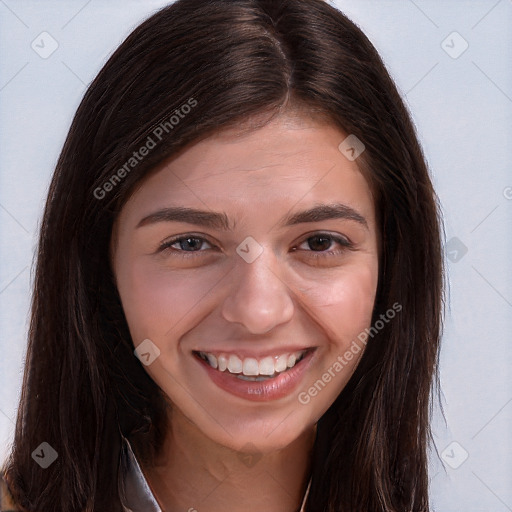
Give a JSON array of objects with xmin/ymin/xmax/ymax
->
[
  {"xmin": 170, "ymin": 115, "xmax": 356, "ymax": 180},
  {"xmin": 119, "ymin": 114, "xmax": 375, "ymax": 226}
]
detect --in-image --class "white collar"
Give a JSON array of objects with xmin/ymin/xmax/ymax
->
[{"xmin": 118, "ymin": 435, "xmax": 310, "ymax": 512}]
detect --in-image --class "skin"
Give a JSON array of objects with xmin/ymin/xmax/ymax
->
[{"xmin": 111, "ymin": 112, "xmax": 380, "ymax": 512}]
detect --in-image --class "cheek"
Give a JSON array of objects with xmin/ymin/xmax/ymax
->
[
  {"xmin": 295, "ymin": 262, "xmax": 378, "ymax": 414},
  {"xmin": 115, "ymin": 259, "xmax": 223, "ymax": 344},
  {"xmin": 298, "ymin": 260, "xmax": 378, "ymax": 343}
]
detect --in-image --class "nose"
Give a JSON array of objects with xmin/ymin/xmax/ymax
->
[{"xmin": 221, "ymin": 250, "xmax": 294, "ymax": 334}]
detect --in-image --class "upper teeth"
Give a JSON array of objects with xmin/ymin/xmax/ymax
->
[{"xmin": 197, "ymin": 351, "xmax": 306, "ymax": 377}]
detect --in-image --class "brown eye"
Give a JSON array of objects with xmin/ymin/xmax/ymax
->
[
  {"xmin": 305, "ymin": 235, "xmax": 334, "ymax": 251},
  {"xmin": 297, "ymin": 233, "xmax": 352, "ymax": 253}
]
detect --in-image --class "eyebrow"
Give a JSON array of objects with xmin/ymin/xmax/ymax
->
[{"xmin": 136, "ymin": 203, "xmax": 368, "ymax": 230}]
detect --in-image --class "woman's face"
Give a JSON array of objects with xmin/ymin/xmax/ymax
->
[{"xmin": 112, "ymin": 113, "xmax": 379, "ymax": 453}]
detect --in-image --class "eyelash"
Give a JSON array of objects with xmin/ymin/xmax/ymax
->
[{"xmin": 157, "ymin": 232, "xmax": 353, "ymax": 259}]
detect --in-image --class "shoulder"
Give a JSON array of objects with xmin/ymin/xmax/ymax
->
[{"xmin": 0, "ymin": 473, "xmax": 22, "ymax": 512}]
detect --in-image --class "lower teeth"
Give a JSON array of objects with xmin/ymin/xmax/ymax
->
[
  {"xmin": 236, "ymin": 374, "xmax": 277, "ymax": 382},
  {"xmin": 237, "ymin": 373, "xmax": 279, "ymax": 382}
]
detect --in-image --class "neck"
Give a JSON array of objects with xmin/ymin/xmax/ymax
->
[{"xmin": 141, "ymin": 409, "xmax": 315, "ymax": 512}]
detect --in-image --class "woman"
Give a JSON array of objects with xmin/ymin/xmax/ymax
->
[{"xmin": 0, "ymin": 0, "xmax": 444, "ymax": 510}]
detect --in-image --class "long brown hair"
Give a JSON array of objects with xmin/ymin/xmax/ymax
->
[{"xmin": 1, "ymin": 1, "xmax": 444, "ymax": 510}]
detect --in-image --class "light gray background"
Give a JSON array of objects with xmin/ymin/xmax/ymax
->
[{"xmin": 1, "ymin": 1, "xmax": 511, "ymax": 510}]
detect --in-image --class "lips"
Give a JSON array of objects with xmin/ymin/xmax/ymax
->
[{"xmin": 193, "ymin": 347, "xmax": 317, "ymax": 401}]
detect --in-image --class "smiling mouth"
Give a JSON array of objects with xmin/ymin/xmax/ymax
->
[{"xmin": 193, "ymin": 349, "xmax": 313, "ymax": 382}]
